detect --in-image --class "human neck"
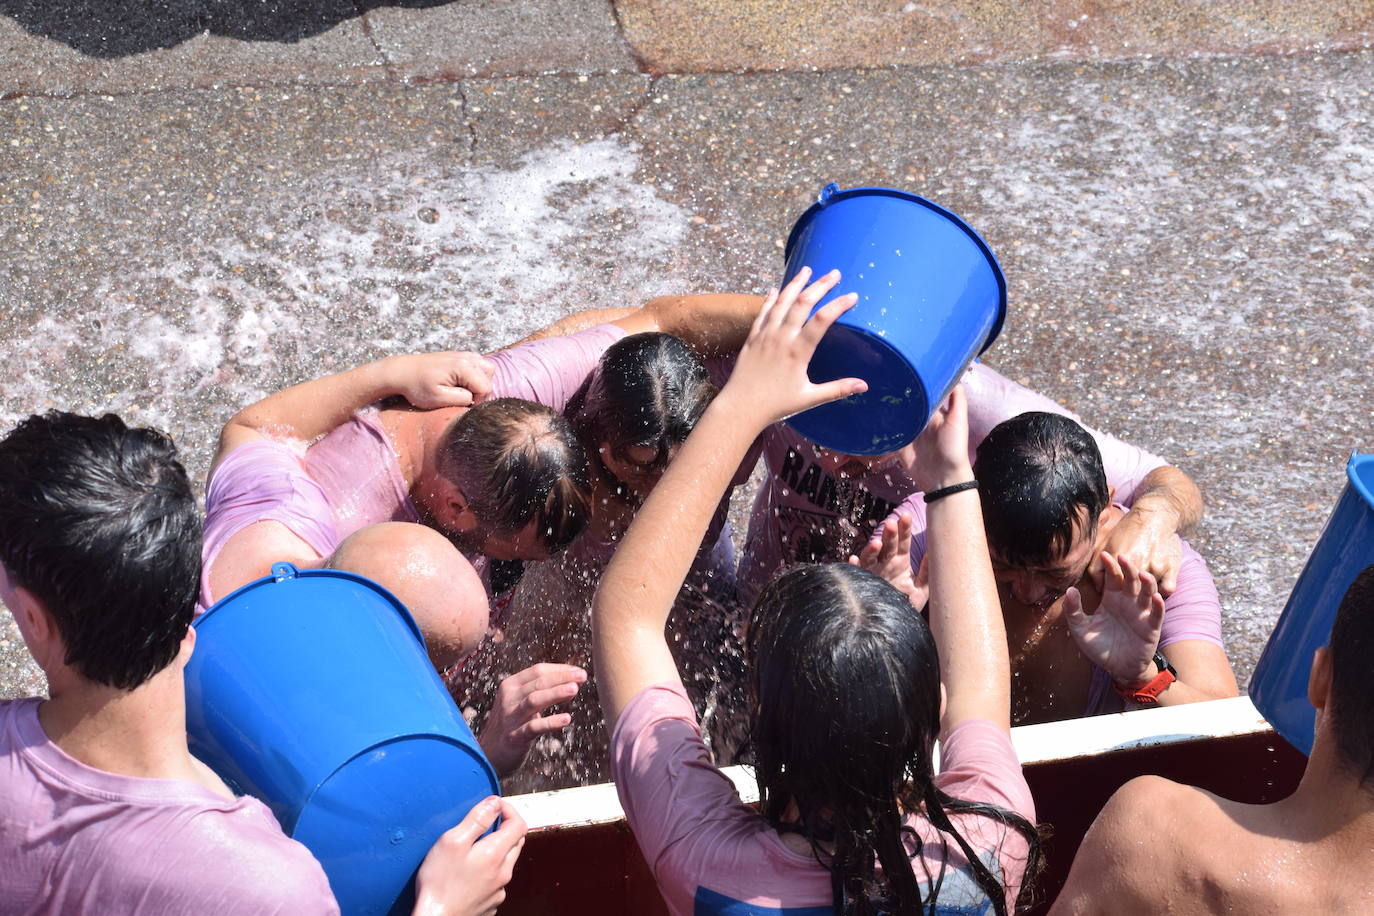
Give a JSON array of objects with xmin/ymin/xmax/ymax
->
[
  {"xmin": 39, "ymin": 663, "xmax": 223, "ymax": 792},
  {"xmin": 1278, "ymin": 738, "xmax": 1374, "ymax": 837},
  {"xmin": 388, "ymin": 406, "xmax": 462, "ymax": 493}
]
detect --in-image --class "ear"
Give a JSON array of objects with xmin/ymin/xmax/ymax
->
[
  {"xmin": 939, "ymin": 681, "xmax": 948, "ymax": 722},
  {"xmin": 1104, "ymin": 485, "xmax": 1117, "ymax": 515},
  {"xmin": 5, "ymin": 584, "xmax": 60, "ymax": 669},
  {"xmin": 434, "ymin": 478, "xmax": 478, "ymax": 534},
  {"xmin": 1307, "ymin": 645, "xmax": 1333, "ymax": 714},
  {"xmin": 180, "ymin": 623, "xmax": 197, "ymax": 662}
]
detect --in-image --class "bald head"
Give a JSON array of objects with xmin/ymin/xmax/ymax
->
[{"xmin": 327, "ymin": 522, "xmax": 489, "ymax": 671}]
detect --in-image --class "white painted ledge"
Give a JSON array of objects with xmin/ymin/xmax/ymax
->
[{"xmin": 509, "ymin": 696, "xmax": 1273, "ymax": 832}]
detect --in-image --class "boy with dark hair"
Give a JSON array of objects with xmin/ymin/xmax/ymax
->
[
  {"xmin": 0, "ymin": 411, "xmax": 525, "ymax": 916},
  {"xmin": 1052, "ymin": 565, "xmax": 1374, "ymax": 914},
  {"xmin": 881, "ymin": 411, "xmax": 1236, "ymax": 725}
]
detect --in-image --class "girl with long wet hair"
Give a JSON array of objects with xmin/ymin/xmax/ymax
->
[{"xmin": 594, "ymin": 268, "xmax": 1042, "ymax": 915}]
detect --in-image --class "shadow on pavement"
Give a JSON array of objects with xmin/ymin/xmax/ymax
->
[{"xmin": 0, "ymin": 0, "xmax": 453, "ymax": 57}]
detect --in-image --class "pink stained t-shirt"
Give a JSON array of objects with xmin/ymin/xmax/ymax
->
[
  {"xmin": 0, "ymin": 698, "xmax": 338, "ymax": 916},
  {"xmin": 737, "ymin": 361, "xmax": 1168, "ymax": 609},
  {"xmin": 611, "ymin": 682, "xmax": 1035, "ymax": 916},
  {"xmin": 199, "ymin": 324, "xmax": 630, "ymax": 610}
]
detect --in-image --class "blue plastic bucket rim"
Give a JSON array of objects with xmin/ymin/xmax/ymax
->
[
  {"xmin": 289, "ymin": 731, "xmax": 498, "ymax": 835},
  {"xmin": 195, "ymin": 562, "xmax": 426, "ymax": 647},
  {"xmin": 783, "ymin": 182, "xmax": 1008, "ymax": 353},
  {"xmin": 1348, "ymin": 450, "xmax": 1374, "ymax": 503}
]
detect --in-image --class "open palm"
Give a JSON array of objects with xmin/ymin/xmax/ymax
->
[{"xmin": 1065, "ymin": 552, "xmax": 1165, "ymax": 686}]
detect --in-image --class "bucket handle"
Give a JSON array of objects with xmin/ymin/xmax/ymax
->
[
  {"xmin": 818, "ymin": 182, "xmax": 840, "ymax": 205},
  {"xmin": 272, "ymin": 562, "xmax": 301, "ymax": 583}
]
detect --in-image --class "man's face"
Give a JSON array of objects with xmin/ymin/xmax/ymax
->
[{"xmin": 990, "ymin": 511, "xmax": 1099, "ymax": 612}]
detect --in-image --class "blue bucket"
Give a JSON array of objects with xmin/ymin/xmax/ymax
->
[
  {"xmin": 782, "ymin": 183, "xmax": 1007, "ymax": 456},
  {"xmin": 1250, "ymin": 453, "xmax": 1374, "ymax": 756},
  {"xmin": 185, "ymin": 563, "xmax": 499, "ymax": 916}
]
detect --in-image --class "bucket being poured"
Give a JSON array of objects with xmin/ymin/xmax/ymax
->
[
  {"xmin": 185, "ymin": 563, "xmax": 499, "ymax": 915},
  {"xmin": 1250, "ymin": 452, "xmax": 1374, "ymax": 756},
  {"xmin": 782, "ymin": 183, "xmax": 1007, "ymax": 456}
]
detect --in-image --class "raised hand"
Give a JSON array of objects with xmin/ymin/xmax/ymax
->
[
  {"xmin": 720, "ymin": 266, "xmax": 867, "ymax": 429},
  {"xmin": 899, "ymin": 383, "xmax": 974, "ymax": 495},
  {"xmin": 1094, "ymin": 512, "xmax": 1184, "ymax": 596},
  {"xmin": 850, "ymin": 510, "xmax": 927, "ymax": 609},
  {"xmin": 413, "ymin": 796, "xmax": 526, "ymax": 916},
  {"xmin": 478, "ymin": 663, "xmax": 586, "ymax": 777},
  {"xmin": 1065, "ymin": 552, "xmax": 1166, "ymax": 687},
  {"xmin": 382, "ymin": 351, "xmax": 497, "ymax": 409}
]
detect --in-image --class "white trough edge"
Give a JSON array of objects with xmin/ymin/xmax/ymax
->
[{"xmin": 508, "ymin": 696, "xmax": 1273, "ymax": 832}]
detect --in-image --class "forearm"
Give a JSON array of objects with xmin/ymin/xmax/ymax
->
[
  {"xmin": 592, "ymin": 394, "xmax": 756, "ymax": 725},
  {"xmin": 642, "ymin": 293, "xmax": 765, "ymax": 355},
  {"xmin": 1129, "ymin": 465, "xmax": 1202, "ymax": 536},
  {"xmin": 507, "ymin": 307, "xmax": 637, "ymax": 346},
  {"xmin": 219, "ymin": 360, "xmax": 397, "ymax": 452},
  {"xmin": 925, "ymin": 484, "xmax": 1012, "ymax": 732}
]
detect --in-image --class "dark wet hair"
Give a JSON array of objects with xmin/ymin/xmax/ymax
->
[
  {"xmin": 437, "ymin": 398, "xmax": 590, "ymax": 553},
  {"xmin": 1328, "ymin": 565, "xmax": 1374, "ymax": 787},
  {"xmin": 747, "ymin": 564, "xmax": 1041, "ymax": 915},
  {"xmin": 565, "ymin": 332, "xmax": 717, "ymax": 494},
  {"xmin": 974, "ymin": 412, "xmax": 1108, "ymax": 569},
  {"xmin": 0, "ymin": 412, "xmax": 200, "ymax": 690}
]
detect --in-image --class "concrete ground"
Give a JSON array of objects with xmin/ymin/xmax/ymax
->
[{"xmin": 2, "ymin": 1, "xmax": 1372, "ymax": 699}]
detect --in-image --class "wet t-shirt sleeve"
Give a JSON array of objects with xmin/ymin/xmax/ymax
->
[
  {"xmin": 1158, "ymin": 540, "xmax": 1225, "ymax": 648},
  {"xmin": 488, "ymin": 324, "xmax": 628, "ymax": 411}
]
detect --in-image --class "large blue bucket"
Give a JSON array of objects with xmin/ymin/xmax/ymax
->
[
  {"xmin": 782, "ymin": 183, "xmax": 1007, "ymax": 456},
  {"xmin": 185, "ymin": 563, "xmax": 499, "ymax": 916},
  {"xmin": 1250, "ymin": 453, "xmax": 1374, "ymax": 756}
]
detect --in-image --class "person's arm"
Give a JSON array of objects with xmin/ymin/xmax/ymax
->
[
  {"xmin": 412, "ymin": 796, "xmax": 526, "ymax": 916},
  {"xmin": 510, "ymin": 294, "xmax": 765, "ymax": 356},
  {"xmin": 592, "ymin": 269, "xmax": 863, "ymax": 730},
  {"xmin": 214, "ymin": 351, "xmax": 495, "ymax": 467},
  {"xmin": 1096, "ymin": 465, "xmax": 1203, "ymax": 594},
  {"xmin": 904, "ymin": 387, "xmax": 1012, "ymax": 735}
]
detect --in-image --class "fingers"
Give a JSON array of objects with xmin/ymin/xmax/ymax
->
[
  {"xmin": 512, "ymin": 711, "xmax": 574, "ymax": 742},
  {"xmin": 443, "ymin": 795, "xmax": 503, "ymax": 848},
  {"xmin": 502, "ymin": 663, "xmax": 587, "ymax": 694},
  {"xmin": 804, "ymin": 376, "xmax": 868, "ymax": 409},
  {"xmin": 1098, "ymin": 551, "xmax": 1125, "ymax": 592},
  {"xmin": 520, "ymin": 680, "xmax": 580, "ymax": 715}
]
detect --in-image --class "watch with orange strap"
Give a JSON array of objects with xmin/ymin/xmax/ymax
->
[{"xmin": 1112, "ymin": 650, "xmax": 1177, "ymax": 704}]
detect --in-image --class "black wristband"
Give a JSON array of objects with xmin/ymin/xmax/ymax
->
[{"xmin": 923, "ymin": 480, "xmax": 979, "ymax": 503}]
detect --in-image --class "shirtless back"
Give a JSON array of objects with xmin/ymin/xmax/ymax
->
[{"xmin": 1052, "ymin": 565, "xmax": 1374, "ymax": 914}]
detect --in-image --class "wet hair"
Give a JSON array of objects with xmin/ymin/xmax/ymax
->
[
  {"xmin": 565, "ymin": 332, "xmax": 717, "ymax": 494},
  {"xmin": 974, "ymin": 412, "xmax": 1109, "ymax": 569},
  {"xmin": 436, "ymin": 398, "xmax": 590, "ymax": 553},
  {"xmin": 0, "ymin": 412, "xmax": 200, "ymax": 690},
  {"xmin": 1327, "ymin": 565, "xmax": 1374, "ymax": 787},
  {"xmin": 747, "ymin": 564, "xmax": 1041, "ymax": 915}
]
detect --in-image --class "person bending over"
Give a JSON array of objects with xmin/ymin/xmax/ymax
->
[
  {"xmin": 593, "ymin": 270, "xmax": 1042, "ymax": 915},
  {"xmin": 878, "ymin": 411, "xmax": 1237, "ymax": 725},
  {"xmin": 538, "ymin": 278, "xmax": 1206, "ymax": 617},
  {"xmin": 204, "ymin": 352, "xmax": 589, "ymax": 775},
  {"xmin": 0, "ymin": 412, "xmax": 524, "ymax": 916},
  {"xmin": 1052, "ymin": 564, "xmax": 1374, "ymax": 914},
  {"xmin": 457, "ymin": 332, "xmax": 754, "ymax": 791}
]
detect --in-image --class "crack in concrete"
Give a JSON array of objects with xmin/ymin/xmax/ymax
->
[
  {"xmin": 605, "ymin": 0, "xmax": 657, "ymax": 76},
  {"xmin": 352, "ymin": 2, "xmax": 398, "ymax": 80},
  {"xmin": 455, "ymin": 81, "xmax": 479, "ymax": 158}
]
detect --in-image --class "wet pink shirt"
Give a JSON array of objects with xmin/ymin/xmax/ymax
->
[
  {"xmin": 200, "ymin": 324, "xmax": 628, "ymax": 609},
  {"xmin": 737, "ymin": 361, "xmax": 1168, "ymax": 609},
  {"xmin": 0, "ymin": 698, "xmax": 338, "ymax": 916},
  {"xmin": 611, "ymin": 682, "xmax": 1035, "ymax": 915}
]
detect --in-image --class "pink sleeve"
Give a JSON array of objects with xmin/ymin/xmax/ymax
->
[
  {"xmin": 964, "ymin": 363, "xmax": 1167, "ymax": 503},
  {"xmin": 200, "ymin": 442, "xmax": 340, "ymax": 609},
  {"xmin": 935, "ymin": 719, "xmax": 1035, "ymax": 821},
  {"xmin": 1158, "ymin": 541, "xmax": 1224, "ymax": 649},
  {"xmin": 488, "ymin": 324, "xmax": 629, "ymax": 411},
  {"xmin": 610, "ymin": 682, "xmax": 746, "ymax": 871}
]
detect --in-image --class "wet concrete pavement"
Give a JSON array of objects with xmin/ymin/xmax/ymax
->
[{"xmin": 2, "ymin": 2, "xmax": 1372, "ymax": 700}]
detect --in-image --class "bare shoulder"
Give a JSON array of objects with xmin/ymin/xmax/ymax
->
[{"xmin": 1051, "ymin": 776, "xmax": 1236, "ymax": 915}]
